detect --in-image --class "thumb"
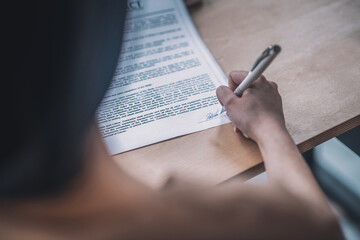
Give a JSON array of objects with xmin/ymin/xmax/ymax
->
[{"xmin": 216, "ymin": 85, "xmax": 237, "ymax": 107}]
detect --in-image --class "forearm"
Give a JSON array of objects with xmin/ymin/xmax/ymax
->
[{"xmin": 256, "ymin": 123, "xmax": 329, "ymax": 206}]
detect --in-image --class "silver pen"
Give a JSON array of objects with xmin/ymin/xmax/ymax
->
[{"xmin": 234, "ymin": 45, "xmax": 281, "ymax": 97}]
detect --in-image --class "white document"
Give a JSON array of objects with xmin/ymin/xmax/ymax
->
[{"xmin": 97, "ymin": 0, "xmax": 230, "ymax": 155}]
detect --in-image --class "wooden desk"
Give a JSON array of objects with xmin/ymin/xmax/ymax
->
[{"xmin": 113, "ymin": 0, "xmax": 360, "ymax": 187}]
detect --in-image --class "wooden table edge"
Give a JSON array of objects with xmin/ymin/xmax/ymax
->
[
  {"xmin": 297, "ymin": 114, "xmax": 360, "ymax": 153},
  {"xmin": 221, "ymin": 114, "xmax": 360, "ymax": 183}
]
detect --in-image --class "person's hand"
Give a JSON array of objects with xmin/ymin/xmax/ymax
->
[{"xmin": 216, "ymin": 71, "xmax": 286, "ymax": 143}]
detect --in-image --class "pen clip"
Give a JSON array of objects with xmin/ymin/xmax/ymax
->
[{"xmin": 250, "ymin": 45, "xmax": 274, "ymax": 72}]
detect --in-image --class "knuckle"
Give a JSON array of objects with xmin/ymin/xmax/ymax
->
[
  {"xmin": 270, "ymin": 81, "xmax": 278, "ymax": 88},
  {"xmin": 258, "ymin": 75, "xmax": 267, "ymax": 82}
]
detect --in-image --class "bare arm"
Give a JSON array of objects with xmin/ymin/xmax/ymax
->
[{"xmin": 216, "ymin": 71, "xmax": 330, "ymax": 205}]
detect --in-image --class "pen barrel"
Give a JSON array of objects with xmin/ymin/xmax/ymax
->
[
  {"xmin": 234, "ymin": 50, "xmax": 279, "ymax": 97},
  {"xmin": 234, "ymin": 72, "xmax": 255, "ymax": 96}
]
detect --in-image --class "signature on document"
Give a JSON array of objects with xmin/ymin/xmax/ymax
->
[{"xmin": 201, "ymin": 106, "xmax": 227, "ymax": 122}]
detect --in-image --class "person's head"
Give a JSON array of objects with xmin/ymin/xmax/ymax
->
[{"xmin": 1, "ymin": 0, "xmax": 127, "ymax": 200}]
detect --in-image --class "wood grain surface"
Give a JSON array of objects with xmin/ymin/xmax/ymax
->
[{"xmin": 113, "ymin": 0, "xmax": 360, "ymax": 188}]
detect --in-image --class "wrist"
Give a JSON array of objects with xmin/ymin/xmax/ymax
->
[{"xmin": 253, "ymin": 120, "xmax": 290, "ymax": 148}]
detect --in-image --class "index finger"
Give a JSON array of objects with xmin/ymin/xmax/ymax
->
[{"xmin": 228, "ymin": 71, "xmax": 248, "ymax": 91}]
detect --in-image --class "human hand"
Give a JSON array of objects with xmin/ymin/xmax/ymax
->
[{"xmin": 216, "ymin": 71, "xmax": 286, "ymax": 143}]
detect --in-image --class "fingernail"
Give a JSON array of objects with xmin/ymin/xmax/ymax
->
[{"xmin": 233, "ymin": 126, "xmax": 237, "ymax": 133}]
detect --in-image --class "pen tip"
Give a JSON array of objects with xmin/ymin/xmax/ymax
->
[{"xmin": 273, "ymin": 45, "xmax": 281, "ymax": 53}]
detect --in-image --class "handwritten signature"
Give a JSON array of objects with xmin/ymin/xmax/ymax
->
[{"xmin": 205, "ymin": 107, "xmax": 227, "ymax": 121}]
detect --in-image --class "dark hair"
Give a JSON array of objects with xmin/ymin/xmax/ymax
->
[{"xmin": 1, "ymin": 0, "xmax": 127, "ymax": 200}]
